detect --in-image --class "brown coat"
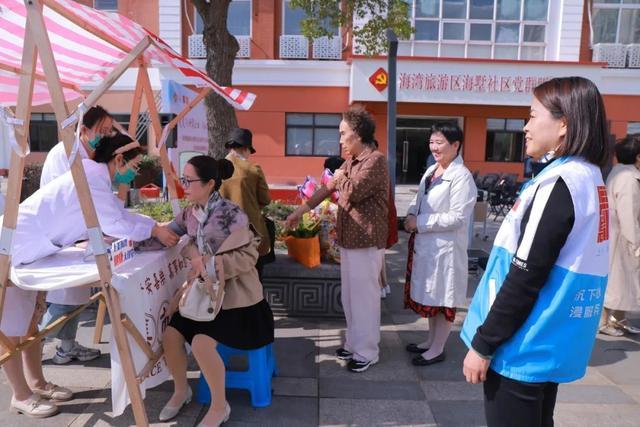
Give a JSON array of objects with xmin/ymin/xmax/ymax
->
[
  {"xmin": 220, "ymin": 154, "xmax": 272, "ymax": 256},
  {"xmin": 604, "ymin": 164, "xmax": 640, "ymax": 311},
  {"xmin": 182, "ymin": 226, "xmax": 264, "ymax": 310}
]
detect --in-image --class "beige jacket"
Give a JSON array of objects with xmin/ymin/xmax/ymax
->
[
  {"xmin": 182, "ymin": 226, "xmax": 264, "ymax": 310},
  {"xmin": 604, "ymin": 164, "xmax": 640, "ymax": 311}
]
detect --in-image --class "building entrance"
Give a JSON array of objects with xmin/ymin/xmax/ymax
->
[{"xmin": 395, "ymin": 117, "xmax": 461, "ymax": 184}]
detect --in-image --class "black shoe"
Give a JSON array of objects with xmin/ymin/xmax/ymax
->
[
  {"xmin": 405, "ymin": 343, "xmax": 429, "ymax": 354},
  {"xmin": 347, "ymin": 357, "xmax": 379, "ymax": 373},
  {"xmin": 412, "ymin": 352, "xmax": 445, "ymax": 366},
  {"xmin": 335, "ymin": 347, "xmax": 353, "ymax": 360}
]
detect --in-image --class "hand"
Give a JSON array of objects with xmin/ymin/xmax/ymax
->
[
  {"xmin": 328, "ymin": 169, "xmax": 345, "ymax": 191},
  {"xmin": 463, "ymin": 349, "xmax": 491, "ymax": 384},
  {"xmin": 404, "ymin": 215, "xmax": 417, "ymax": 233},
  {"xmin": 285, "ymin": 204, "xmax": 309, "ymax": 229},
  {"xmin": 152, "ymin": 224, "xmax": 179, "ymax": 247},
  {"xmin": 189, "ymin": 256, "xmax": 207, "ymax": 279}
]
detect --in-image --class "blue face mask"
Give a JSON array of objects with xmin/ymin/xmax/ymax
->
[
  {"xmin": 88, "ymin": 134, "xmax": 102, "ymax": 150},
  {"xmin": 114, "ymin": 167, "xmax": 136, "ymax": 185}
]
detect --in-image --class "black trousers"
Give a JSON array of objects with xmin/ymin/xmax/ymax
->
[{"xmin": 484, "ymin": 369, "xmax": 559, "ymax": 427}]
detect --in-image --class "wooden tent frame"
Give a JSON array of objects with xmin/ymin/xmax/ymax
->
[{"xmin": 0, "ymin": 1, "xmax": 213, "ymax": 425}]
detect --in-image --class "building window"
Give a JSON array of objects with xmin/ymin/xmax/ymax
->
[
  {"xmin": 403, "ymin": 0, "xmax": 548, "ymax": 59},
  {"xmin": 485, "ymin": 118, "xmax": 525, "ymax": 162},
  {"xmin": 592, "ymin": 1, "xmax": 640, "ymax": 44},
  {"xmin": 94, "ymin": 0, "xmax": 118, "ymax": 11},
  {"xmin": 286, "ymin": 113, "xmax": 341, "ymax": 156},
  {"xmin": 194, "ymin": 0, "xmax": 251, "ymax": 36},
  {"xmin": 29, "ymin": 113, "xmax": 58, "ymax": 152},
  {"xmin": 282, "ymin": 0, "xmax": 338, "ymax": 35},
  {"xmin": 629, "ymin": 122, "xmax": 640, "ymax": 134}
]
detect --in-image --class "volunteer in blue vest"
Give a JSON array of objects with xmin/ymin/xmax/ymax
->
[
  {"xmin": 39, "ymin": 105, "xmax": 114, "ymax": 366},
  {"xmin": 461, "ymin": 76, "xmax": 610, "ymax": 427},
  {"xmin": 0, "ymin": 133, "xmax": 178, "ymax": 418}
]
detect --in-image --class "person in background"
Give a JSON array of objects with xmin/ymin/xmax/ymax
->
[
  {"xmin": 38, "ymin": 105, "xmax": 115, "ymax": 366},
  {"xmin": 403, "ymin": 123, "xmax": 476, "ymax": 365},
  {"xmin": 160, "ymin": 156, "xmax": 274, "ymax": 426},
  {"xmin": 0, "ymin": 134, "xmax": 178, "ymax": 419},
  {"xmin": 324, "ymin": 156, "xmax": 345, "ymax": 174},
  {"xmin": 600, "ymin": 134, "xmax": 640, "ymax": 336},
  {"xmin": 287, "ymin": 106, "xmax": 388, "ymax": 373},
  {"xmin": 461, "ymin": 77, "xmax": 610, "ymax": 426},
  {"xmin": 219, "ymin": 128, "xmax": 272, "ymax": 281}
]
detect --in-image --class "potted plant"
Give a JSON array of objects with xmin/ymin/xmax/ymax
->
[{"xmin": 284, "ymin": 210, "xmax": 322, "ymax": 268}]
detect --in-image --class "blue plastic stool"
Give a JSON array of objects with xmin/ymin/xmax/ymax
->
[{"xmin": 196, "ymin": 343, "xmax": 277, "ymax": 408}]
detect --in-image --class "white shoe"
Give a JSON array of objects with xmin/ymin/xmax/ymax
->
[
  {"xmin": 198, "ymin": 402, "xmax": 231, "ymax": 427},
  {"xmin": 158, "ymin": 387, "xmax": 192, "ymax": 422},
  {"xmin": 10, "ymin": 394, "xmax": 58, "ymax": 418},
  {"xmin": 380, "ymin": 288, "xmax": 387, "ymax": 299},
  {"xmin": 32, "ymin": 382, "xmax": 73, "ymax": 401},
  {"xmin": 384, "ymin": 285, "xmax": 391, "ymax": 295}
]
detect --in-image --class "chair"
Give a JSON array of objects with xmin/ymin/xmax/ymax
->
[{"xmin": 196, "ymin": 343, "xmax": 277, "ymax": 408}]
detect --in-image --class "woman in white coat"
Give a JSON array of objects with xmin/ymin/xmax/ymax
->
[
  {"xmin": 403, "ymin": 122, "xmax": 477, "ymax": 366},
  {"xmin": 601, "ymin": 134, "xmax": 640, "ymax": 336},
  {"xmin": 0, "ymin": 133, "xmax": 178, "ymax": 418}
]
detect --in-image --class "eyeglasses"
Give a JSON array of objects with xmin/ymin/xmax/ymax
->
[{"xmin": 179, "ymin": 177, "xmax": 203, "ymax": 188}]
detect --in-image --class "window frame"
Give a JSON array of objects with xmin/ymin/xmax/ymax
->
[
  {"xmin": 282, "ymin": 0, "xmax": 340, "ymax": 36},
  {"xmin": 194, "ymin": 0, "xmax": 253, "ymax": 36},
  {"xmin": 285, "ymin": 113, "xmax": 342, "ymax": 157},
  {"xmin": 404, "ymin": 0, "xmax": 548, "ymax": 60},
  {"xmin": 485, "ymin": 117, "xmax": 526, "ymax": 163},
  {"xmin": 592, "ymin": 1, "xmax": 640, "ymax": 44}
]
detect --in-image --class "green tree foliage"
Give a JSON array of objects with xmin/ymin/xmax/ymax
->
[{"xmin": 290, "ymin": 0, "xmax": 413, "ymax": 54}]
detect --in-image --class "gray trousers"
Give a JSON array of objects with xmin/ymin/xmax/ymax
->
[{"xmin": 340, "ymin": 246, "xmax": 385, "ymax": 362}]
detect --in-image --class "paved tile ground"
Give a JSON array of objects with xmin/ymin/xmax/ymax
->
[{"xmin": 1, "ymin": 214, "xmax": 640, "ymax": 426}]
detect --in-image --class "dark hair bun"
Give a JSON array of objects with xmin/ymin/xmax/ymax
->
[{"xmin": 217, "ymin": 158, "xmax": 234, "ymax": 180}]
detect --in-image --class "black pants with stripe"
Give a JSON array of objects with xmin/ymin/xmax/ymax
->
[{"xmin": 484, "ymin": 369, "xmax": 559, "ymax": 427}]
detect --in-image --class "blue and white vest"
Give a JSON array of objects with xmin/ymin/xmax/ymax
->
[{"xmin": 461, "ymin": 157, "xmax": 609, "ymax": 383}]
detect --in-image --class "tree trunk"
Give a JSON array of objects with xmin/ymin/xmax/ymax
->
[{"xmin": 192, "ymin": 0, "xmax": 239, "ymax": 159}]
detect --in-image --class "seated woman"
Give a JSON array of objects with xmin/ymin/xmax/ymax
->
[
  {"xmin": 0, "ymin": 133, "xmax": 178, "ymax": 419},
  {"xmin": 160, "ymin": 155, "xmax": 274, "ymax": 427}
]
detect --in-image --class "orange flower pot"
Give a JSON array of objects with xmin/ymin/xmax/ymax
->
[{"xmin": 284, "ymin": 235, "xmax": 321, "ymax": 268}]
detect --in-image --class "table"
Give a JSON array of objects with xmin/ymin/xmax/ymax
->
[{"xmin": 11, "ymin": 242, "xmax": 189, "ymax": 416}]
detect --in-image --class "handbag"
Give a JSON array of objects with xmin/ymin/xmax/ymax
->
[{"xmin": 179, "ymin": 255, "xmax": 226, "ymax": 322}]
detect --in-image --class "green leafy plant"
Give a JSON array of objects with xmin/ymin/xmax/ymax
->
[
  {"xmin": 133, "ymin": 200, "xmax": 189, "ymax": 223},
  {"xmin": 286, "ymin": 211, "xmax": 321, "ymax": 239}
]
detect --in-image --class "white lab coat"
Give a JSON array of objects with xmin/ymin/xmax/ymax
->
[
  {"xmin": 0, "ymin": 159, "xmax": 155, "ymax": 336},
  {"xmin": 40, "ymin": 141, "xmax": 89, "ymax": 304},
  {"xmin": 40, "ymin": 140, "xmax": 89, "ymax": 187},
  {"xmin": 407, "ymin": 155, "xmax": 477, "ymax": 308}
]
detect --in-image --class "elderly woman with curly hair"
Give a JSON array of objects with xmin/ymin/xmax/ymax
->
[{"xmin": 287, "ymin": 106, "xmax": 389, "ymax": 373}]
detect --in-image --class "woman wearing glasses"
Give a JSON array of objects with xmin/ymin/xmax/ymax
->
[
  {"xmin": 160, "ymin": 156, "xmax": 274, "ymax": 427},
  {"xmin": 0, "ymin": 133, "xmax": 178, "ymax": 419},
  {"xmin": 403, "ymin": 123, "xmax": 477, "ymax": 366}
]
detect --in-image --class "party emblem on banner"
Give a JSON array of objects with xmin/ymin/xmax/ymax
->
[{"xmin": 369, "ymin": 67, "xmax": 389, "ymax": 92}]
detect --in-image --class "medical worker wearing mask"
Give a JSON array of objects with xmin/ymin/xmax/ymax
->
[
  {"xmin": 38, "ymin": 105, "xmax": 115, "ymax": 366},
  {"xmin": 0, "ymin": 133, "xmax": 178, "ymax": 419},
  {"xmin": 40, "ymin": 105, "xmax": 114, "ymax": 185}
]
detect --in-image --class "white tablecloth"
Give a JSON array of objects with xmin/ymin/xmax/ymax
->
[
  {"xmin": 109, "ymin": 242, "xmax": 189, "ymax": 415},
  {"xmin": 11, "ymin": 242, "xmax": 190, "ymax": 416}
]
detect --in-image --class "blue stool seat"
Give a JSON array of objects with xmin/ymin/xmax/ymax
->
[{"xmin": 196, "ymin": 343, "xmax": 277, "ymax": 408}]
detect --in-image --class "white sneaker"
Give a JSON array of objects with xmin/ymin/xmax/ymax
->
[
  {"xmin": 384, "ymin": 285, "xmax": 391, "ymax": 295},
  {"xmin": 10, "ymin": 394, "xmax": 58, "ymax": 418},
  {"xmin": 380, "ymin": 288, "xmax": 387, "ymax": 299},
  {"xmin": 52, "ymin": 341, "xmax": 101, "ymax": 364}
]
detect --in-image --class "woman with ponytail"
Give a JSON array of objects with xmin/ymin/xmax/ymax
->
[
  {"xmin": 0, "ymin": 133, "xmax": 178, "ymax": 419},
  {"xmin": 159, "ymin": 155, "xmax": 274, "ymax": 427}
]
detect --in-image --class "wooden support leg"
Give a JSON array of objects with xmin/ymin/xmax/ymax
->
[{"xmin": 93, "ymin": 299, "xmax": 107, "ymax": 344}]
